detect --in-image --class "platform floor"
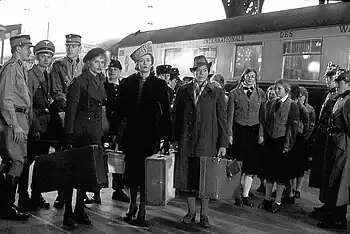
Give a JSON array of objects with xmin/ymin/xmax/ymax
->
[{"xmin": 0, "ymin": 170, "xmax": 349, "ymax": 234}]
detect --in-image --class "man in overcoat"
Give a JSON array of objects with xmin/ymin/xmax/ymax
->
[{"xmin": 173, "ymin": 55, "xmax": 228, "ymax": 228}]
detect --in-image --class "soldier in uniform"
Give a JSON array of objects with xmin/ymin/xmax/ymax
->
[
  {"xmin": 309, "ymin": 62, "xmax": 340, "ymax": 218},
  {"xmin": 0, "ymin": 35, "xmax": 33, "ymax": 221},
  {"xmin": 317, "ymin": 70, "xmax": 350, "ymax": 229},
  {"xmin": 103, "ymin": 59, "xmax": 130, "ymax": 203},
  {"xmin": 50, "ymin": 34, "xmax": 84, "ymax": 208},
  {"xmin": 17, "ymin": 40, "xmax": 56, "ymax": 211},
  {"xmin": 156, "ymin": 64, "xmax": 172, "ymax": 81}
]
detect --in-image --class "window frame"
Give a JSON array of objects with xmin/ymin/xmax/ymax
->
[
  {"xmin": 281, "ymin": 38, "xmax": 323, "ymax": 82},
  {"xmin": 233, "ymin": 42, "xmax": 263, "ymax": 80}
]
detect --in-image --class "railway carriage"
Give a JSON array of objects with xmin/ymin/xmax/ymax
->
[{"xmin": 109, "ymin": 2, "xmax": 350, "ymax": 115}]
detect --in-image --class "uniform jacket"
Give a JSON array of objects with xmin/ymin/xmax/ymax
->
[
  {"xmin": 264, "ymin": 97, "xmax": 300, "ymax": 151},
  {"xmin": 51, "ymin": 57, "xmax": 83, "ymax": 111},
  {"xmin": 320, "ymin": 90, "xmax": 350, "ymax": 206},
  {"xmin": 0, "ymin": 55, "xmax": 31, "ymax": 129},
  {"xmin": 65, "ymin": 69, "xmax": 107, "ymax": 146},
  {"xmin": 117, "ymin": 72, "xmax": 172, "ymax": 151},
  {"xmin": 227, "ymin": 86, "xmax": 265, "ymax": 137},
  {"xmin": 27, "ymin": 65, "xmax": 52, "ymax": 134}
]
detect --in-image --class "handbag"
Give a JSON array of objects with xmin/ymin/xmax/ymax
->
[{"xmin": 226, "ymin": 159, "xmax": 241, "ymax": 178}]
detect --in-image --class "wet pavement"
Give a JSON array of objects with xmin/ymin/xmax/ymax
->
[{"xmin": 0, "ymin": 170, "xmax": 349, "ymax": 234}]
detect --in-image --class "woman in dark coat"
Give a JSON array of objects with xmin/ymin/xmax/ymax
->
[
  {"xmin": 317, "ymin": 70, "xmax": 350, "ymax": 229},
  {"xmin": 116, "ymin": 41, "xmax": 172, "ymax": 227},
  {"xmin": 63, "ymin": 48, "xmax": 108, "ymax": 228},
  {"xmin": 173, "ymin": 55, "xmax": 228, "ymax": 228},
  {"xmin": 227, "ymin": 68, "xmax": 265, "ymax": 207},
  {"xmin": 258, "ymin": 79, "xmax": 299, "ymax": 213}
]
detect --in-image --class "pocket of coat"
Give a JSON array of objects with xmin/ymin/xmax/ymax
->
[{"xmin": 15, "ymin": 78, "xmax": 27, "ymax": 94}]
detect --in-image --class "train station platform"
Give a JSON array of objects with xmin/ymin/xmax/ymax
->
[{"xmin": 0, "ymin": 171, "xmax": 349, "ymax": 234}]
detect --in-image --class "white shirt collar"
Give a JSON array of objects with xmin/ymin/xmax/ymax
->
[{"xmin": 280, "ymin": 94, "xmax": 289, "ymax": 103}]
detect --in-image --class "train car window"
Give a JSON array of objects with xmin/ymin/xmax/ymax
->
[
  {"xmin": 164, "ymin": 48, "xmax": 183, "ymax": 67},
  {"xmin": 282, "ymin": 39, "xmax": 322, "ymax": 81},
  {"xmin": 234, "ymin": 44, "xmax": 262, "ymax": 79}
]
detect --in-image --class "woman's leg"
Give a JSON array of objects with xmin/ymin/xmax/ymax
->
[{"xmin": 241, "ymin": 174, "xmax": 254, "ymax": 206}]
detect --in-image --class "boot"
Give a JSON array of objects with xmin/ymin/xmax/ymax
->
[
  {"xmin": 0, "ymin": 175, "xmax": 29, "ymax": 221},
  {"xmin": 63, "ymin": 203, "xmax": 78, "ymax": 228},
  {"xmin": 74, "ymin": 189, "xmax": 91, "ymax": 225},
  {"xmin": 18, "ymin": 192, "xmax": 30, "ymax": 212}
]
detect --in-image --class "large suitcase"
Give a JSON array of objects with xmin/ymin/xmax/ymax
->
[
  {"xmin": 145, "ymin": 152, "xmax": 175, "ymax": 206},
  {"xmin": 31, "ymin": 150, "xmax": 68, "ymax": 193},
  {"xmin": 199, "ymin": 157, "xmax": 242, "ymax": 200},
  {"xmin": 70, "ymin": 145, "xmax": 108, "ymax": 188},
  {"xmin": 106, "ymin": 150, "xmax": 125, "ymax": 174},
  {"xmin": 32, "ymin": 145, "xmax": 108, "ymax": 192}
]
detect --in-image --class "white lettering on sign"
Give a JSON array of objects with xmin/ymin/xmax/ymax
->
[
  {"xmin": 339, "ymin": 25, "xmax": 350, "ymax": 33},
  {"xmin": 280, "ymin": 31, "xmax": 294, "ymax": 38},
  {"xmin": 204, "ymin": 36, "xmax": 245, "ymax": 44}
]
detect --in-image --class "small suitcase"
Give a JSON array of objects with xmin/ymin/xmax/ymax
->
[
  {"xmin": 106, "ymin": 151, "xmax": 125, "ymax": 174},
  {"xmin": 199, "ymin": 156, "xmax": 242, "ymax": 200},
  {"xmin": 145, "ymin": 152, "xmax": 175, "ymax": 206}
]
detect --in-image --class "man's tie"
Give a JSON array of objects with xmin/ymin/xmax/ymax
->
[{"xmin": 243, "ymin": 86, "xmax": 253, "ymax": 98}]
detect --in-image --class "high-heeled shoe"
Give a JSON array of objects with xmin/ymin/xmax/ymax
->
[
  {"xmin": 123, "ymin": 206, "xmax": 138, "ymax": 222},
  {"xmin": 135, "ymin": 215, "xmax": 150, "ymax": 228}
]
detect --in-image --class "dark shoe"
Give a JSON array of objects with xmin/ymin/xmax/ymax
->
[
  {"xmin": 63, "ymin": 204, "xmax": 78, "ymax": 228},
  {"xmin": 112, "ymin": 191, "xmax": 130, "ymax": 203},
  {"xmin": 123, "ymin": 205, "xmax": 138, "ymax": 222},
  {"xmin": 317, "ymin": 217, "xmax": 347, "ymax": 229},
  {"xmin": 1, "ymin": 206, "xmax": 29, "ymax": 221},
  {"xmin": 270, "ymin": 203, "xmax": 281, "ymax": 213},
  {"xmin": 63, "ymin": 217, "xmax": 78, "ymax": 228},
  {"xmin": 235, "ymin": 197, "xmax": 243, "ymax": 207},
  {"xmin": 199, "ymin": 215, "xmax": 211, "ymax": 228},
  {"xmin": 242, "ymin": 196, "xmax": 254, "ymax": 207},
  {"xmin": 249, "ymin": 192, "xmax": 255, "ymax": 197},
  {"xmin": 309, "ymin": 206, "xmax": 325, "ymax": 219},
  {"xmin": 31, "ymin": 194, "xmax": 50, "ymax": 209},
  {"xmin": 134, "ymin": 216, "xmax": 150, "ymax": 228},
  {"xmin": 294, "ymin": 190, "xmax": 301, "ymax": 199},
  {"xmin": 258, "ymin": 199, "xmax": 272, "ymax": 211},
  {"xmin": 54, "ymin": 194, "xmax": 64, "ymax": 209},
  {"xmin": 256, "ymin": 184, "xmax": 265, "ymax": 194},
  {"xmin": 74, "ymin": 213, "xmax": 92, "ymax": 225},
  {"xmin": 180, "ymin": 212, "xmax": 196, "ymax": 224}
]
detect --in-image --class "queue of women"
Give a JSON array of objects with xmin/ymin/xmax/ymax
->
[{"xmin": 43, "ymin": 41, "xmax": 349, "ymax": 229}]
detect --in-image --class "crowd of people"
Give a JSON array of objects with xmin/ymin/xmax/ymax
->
[{"xmin": 0, "ymin": 34, "xmax": 349, "ymax": 230}]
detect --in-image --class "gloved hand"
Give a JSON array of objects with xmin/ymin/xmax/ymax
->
[{"xmin": 161, "ymin": 141, "xmax": 170, "ymax": 155}]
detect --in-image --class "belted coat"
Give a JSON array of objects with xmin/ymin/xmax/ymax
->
[
  {"xmin": 173, "ymin": 81, "xmax": 229, "ymax": 190},
  {"xmin": 65, "ymin": 69, "xmax": 107, "ymax": 147},
  {"xmin": 319, "ymin": 91, "xmax": 350, "ymax": 206}
]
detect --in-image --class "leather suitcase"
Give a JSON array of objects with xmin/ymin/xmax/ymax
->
[
  {"xmin": 106, "ymin": 150, "xmax": 125, "ymax": 174},
  {"xmin": 199, "ymin": 157, "xmax": 242, "ymax": 200},
  {"xmin": 32, "ymin": 150, "xmax": 68, "ymax": 193},
  {"xmin": 145, "ymin": 152, "xmax": 175, "ymax": 206}
]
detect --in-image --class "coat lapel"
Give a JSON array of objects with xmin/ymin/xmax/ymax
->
[
  {"xmin": 186, "ymin": 82, "xmax": 195, "ymax": 105},
  {"xmin": 32, "ymin": 65, "xmax": 49, "ymax": 95}
]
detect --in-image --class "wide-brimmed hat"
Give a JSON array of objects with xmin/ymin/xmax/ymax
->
[{"xmin": 190, "ymin": 55, "xmax": 212, "ymax": 73}]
